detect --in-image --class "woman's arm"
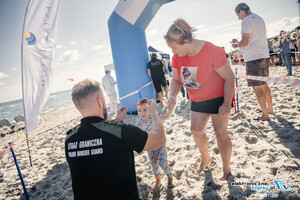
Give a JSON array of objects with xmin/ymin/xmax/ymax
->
[{"xmin": 214, "ymin": 62, "xmax": 235, "ymax": 116}]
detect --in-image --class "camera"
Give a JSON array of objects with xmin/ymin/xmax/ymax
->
[{"xmin": 281, "ymin": 31, "xmax": 288, "ymax": 37}]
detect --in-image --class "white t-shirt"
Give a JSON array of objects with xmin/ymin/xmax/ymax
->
[
  {"xmin": 102, "ymin": 74, "xmax": 117, "ymax": 94},
  {"xmin": 241, "ymin": 13, "xmax": 269, "ymax": 62},
  {"xmin": 272, "ymin": 41, "xmax": 281, "ymax": 53}
]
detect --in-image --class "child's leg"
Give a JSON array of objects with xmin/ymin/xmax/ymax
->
[
  {"xmin": 147, "ymin": 151, "xmax": 161, "ymax": 189},
  {"xmin": 156, "ymin": 145, "xmax": 173, "ymax": 187},
  {"xmin": 157, "ymin": 145, "xmax": 172, "ymax": 176},
  {"xmin": 154, "ymin": 175, "xmax": 161, "ymax": 189},
  {"xmin": 167, "ymin": 174, "xmax": 173, "ymax": 188}
]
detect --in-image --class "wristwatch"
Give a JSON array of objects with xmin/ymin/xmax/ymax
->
[{"xmin": 223, "ymin": 103, "xmax": 232, "ymax": 109}]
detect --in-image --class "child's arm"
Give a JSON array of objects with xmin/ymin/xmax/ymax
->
[{"xmin": 159, "ymin": 104, "xmax": 174, "ymax": 122}]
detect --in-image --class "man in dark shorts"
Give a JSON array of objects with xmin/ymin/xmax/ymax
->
[
  {"xmin": 147, "ymin": 53, "xmax": 168, "ymax": 107},
  {"xmin": 232, "ymin": 3, "xmax": 274, "ymax": 121},
  {"xmin": 65, "ymin": 79, "xmax": 165, "ymax": 200}
]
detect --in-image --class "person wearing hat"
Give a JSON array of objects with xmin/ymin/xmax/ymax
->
[
  {"xmin": 147, "ymin": 53, "xmax": 168, "ymax": 107},
  {"xmin": 102, "ymin": 68, "xmax": 118, "ymax": 115}
]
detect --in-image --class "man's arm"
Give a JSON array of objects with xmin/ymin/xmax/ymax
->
[
  {"xmin": 232, "ymin": 33, "xmax": 250, "ymax": 48},
  {"xmin": 102, "ymin": 80, "xmax": 107, "ymax": 92},
  {"xmin": 147, "ymin": 69, "xmax": 151, "ymax": 78},
  {"xmin": 143, "ymin": 100, "xmax": 165, "ymax": 151},
  {"xmin": 285, "ymin": 36, "xmax": 290, "ymax": 43}
]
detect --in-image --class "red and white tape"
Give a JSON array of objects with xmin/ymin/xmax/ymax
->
[
  {"xmin": 1, "ymin": 82, "xmax": 153, "ymax": 159},
  {"xmin": 107, "ymin": 81, "xmax": 152, "ymax": 106},
  {"xmin": 235, "ymin": 74, "xmax": 300, "ymax": 87}
]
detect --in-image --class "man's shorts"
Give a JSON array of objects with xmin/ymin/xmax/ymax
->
[
  {"xmin": 246, "ymin": 58, "xmax": 270, "ymax": 87},
  {"xmin": 153, "ymin": 78, "xmax": 167, "ymax": 93},
  {"xmin": 191, "ymin": 97, "xmax": 232, "ymax": 114}
]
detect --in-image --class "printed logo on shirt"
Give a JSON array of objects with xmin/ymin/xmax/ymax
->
[
  {"xmin": 67, "ymin": 138, "xmax": 103, "ymax": 158},
  {"xmin": 151, "ymin": 60, "xmax": 161, "ymax": 67},
  {"xmin": 181, "ymin": 67, "xmax": 201, "ymax": 89}
]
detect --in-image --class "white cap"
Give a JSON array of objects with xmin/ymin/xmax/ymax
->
[{"xmin": 105, "ymin": 68, "xmax": 111, "ymax": 72}]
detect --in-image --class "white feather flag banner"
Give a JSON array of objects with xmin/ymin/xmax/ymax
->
[{"xmin": 21, "ymin": 0, "xmax": 61, "ymax": 132}]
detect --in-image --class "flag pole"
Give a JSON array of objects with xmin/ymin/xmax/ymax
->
[{"xmin": 21, "ymin": 0, "xmax": 33, "ymax": 167}]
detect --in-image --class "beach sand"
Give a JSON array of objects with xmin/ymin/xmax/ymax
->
[{"xmin": 0, "ymin": 64, "xmax": 299, "ymax": 199}]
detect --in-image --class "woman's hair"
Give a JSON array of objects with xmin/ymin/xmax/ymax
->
[
  {"xmin": 137, "ymin": 98, "xmax": 149, "ymax": 105},
  {"xmin": 164, "ymin": 18, "xmax": 196, "ymax": 45}
]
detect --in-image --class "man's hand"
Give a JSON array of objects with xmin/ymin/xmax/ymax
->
[
  {"xmin": 167, "ymin": 95, "xmax": 176, "ymax": 110},
  {"xmin": 231, "ymin": 39, "xmax": 239, "ymax": 49},
  {"xmin": 232, "ymin": 39, "xmax": 239, "ymax": 43},
  {"xmin": 232, "ymin": 44, "xmax": 238, "ymax": 49},
  {"xmin": 146, "ymin": 99, "xmax": 157, "ymax": 114},
  {"xmin": 116, "ymin": 107, "xmax": 127, "ymax": 120}
]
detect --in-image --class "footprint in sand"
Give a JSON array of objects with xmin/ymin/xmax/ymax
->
[
  {"xmin": 271, "ymin": 167, "xmax": 278, "ymax": 176},
  {"xmin": 245, "ymin": 136, "xmax": 258, "ymax": 144},
  {"xmin": 169, "ymin": 160, "xmax": 176, "ymax": 167},
  {"xmin": 184, "ymin": 132, "xmax": 192, "ymax": 137},
  {"xmin": 174, "ymin": 169, "xmax": 184, "ymax": 179},
  {"xmin": 213, "ymin": 147, "xmax": 219, "ymax": 154}
]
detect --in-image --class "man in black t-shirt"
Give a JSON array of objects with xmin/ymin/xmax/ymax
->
[
  {"xmin": 65, "ymin": 79, "xmax": 165, "ymax": 200},
  {"xmin": 147, "ymin": 53, "xmax": 168, "ymax": 107}
]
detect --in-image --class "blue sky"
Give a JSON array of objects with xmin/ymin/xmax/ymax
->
[{"xmin": 0, "ymin": 0, "xmax": 299, "ymax": 103}]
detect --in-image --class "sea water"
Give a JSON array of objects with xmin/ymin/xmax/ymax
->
[{"xmin": 0, "ymin": 90, "xmax": 73, "ymax": 123}]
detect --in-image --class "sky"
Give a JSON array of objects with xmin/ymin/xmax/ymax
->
[{"xmin": 0, "ymin": 0, "xmax": 299, "ymax": 103}]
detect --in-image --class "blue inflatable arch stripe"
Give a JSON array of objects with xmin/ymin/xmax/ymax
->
[{"xmin": 108, "ymin": 0, "xmax": 174, "ymax": 114}]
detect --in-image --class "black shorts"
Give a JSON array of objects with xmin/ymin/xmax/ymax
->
[
  {"xmin": 153, "ymin": 78, "xmax": 167, "ymax": 93},
  {"xmin": 291, "ymin": 49, "xmax": 296, "ymax": 58},
  {"xmin": 191, "ymin": 97, "xmax": 232, "ymax": 114},
  {"xmin": 246, "ymin": 58, "xmax": 269, "ymax": 87}
]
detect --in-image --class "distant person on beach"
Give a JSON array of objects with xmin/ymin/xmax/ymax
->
[
  {"xmin": 65, "ymin": 79, "xmax": 165, "ymax": 200},
  {"xmin": 279, "ymin": 30, "xmax": 292, "ymax": 75},
  {"xmin": 267, "ymin": 39, "xmax": 275, "ymax": 66},
  {"xmin": 164, "ymin": 19, "xmax": 234, "ymax": 180},
  {"xmin": 135, "ymin": 98, "xmax": 174, "ymax": 189},
  {"xmin": 291, "ymin": 32, "xmax": 300, "ymax": 66},
  {"xmin": 290, "ymin": 32, "xmax": 297, "ymax": 65},
  {"xmin": 147, "ymin": 53, "xmax": 169, "ymax": 107},
  {"xmin": 232, "ymin": 3, "xmax": 274, "ymax": 121},
  {"xmin": 102, "ymin": 68, "xmax": 118, "ymax": 115}
]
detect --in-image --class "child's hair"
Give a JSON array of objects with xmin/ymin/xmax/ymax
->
[
  {"xmin": 164, "ymin": 18, "xmax": 196, "ymax": 45},
  {"xmin": 137, "ymin": 98, "xmax": 149, "ymax": 105}
]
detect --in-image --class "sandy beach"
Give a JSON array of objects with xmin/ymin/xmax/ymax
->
[{"xmin": 0, "ymin": 64, "xmax": 299, "ymax": 200}]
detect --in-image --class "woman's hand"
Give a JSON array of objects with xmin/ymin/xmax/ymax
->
[{"xmin": 218, "ymin": 103, "xmax": 231, "ymax": 117}]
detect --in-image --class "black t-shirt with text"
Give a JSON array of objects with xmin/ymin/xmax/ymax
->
[
  {"xmin": 65, "ymin": 117, "xmax": 148, "ymax": 200},
  {"xmin": 147, "ymin": 58, "xmax": 165, "ymax": 80}
]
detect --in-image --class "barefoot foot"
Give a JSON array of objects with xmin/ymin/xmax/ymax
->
[
  {"xmin": 167, "ymin": 175, "xmax": 173, "ymax": 188},
  {"xmin": 197, "ymin": 157, "xmax": 212, "ymax": 173},
  {"xmin": 219, "ymin": 171, "xmax": 231, "ymax": 181}
]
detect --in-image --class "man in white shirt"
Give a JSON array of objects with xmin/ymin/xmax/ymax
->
[
  {"xmin": 232, "ymin": 3, "xmax": 274, "ymax": 121},
  {"xmin": 102, "ymin": 68, "xmax": 118, "ymax": 115}
]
